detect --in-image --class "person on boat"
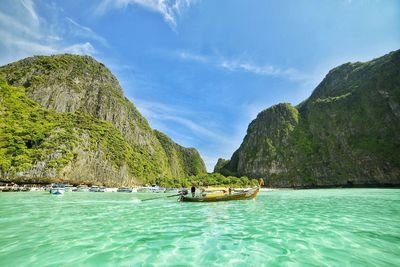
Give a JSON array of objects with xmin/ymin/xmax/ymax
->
[
  {"xmin": 191, "ymin": 185, "xmax": 196, "ymax": 197},
  {"xmin": 228, "ymin": 187, "xmax": 232, "ymax": 195},
  {"xmin": 259, "ymin": 178, "xmax": 264, "ymax": 187}
]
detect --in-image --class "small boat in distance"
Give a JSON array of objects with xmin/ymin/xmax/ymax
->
[
  {"xmin": 179, "ymin": 187, "xmax": 259, "ymax": 202},
  {"xmin": 89, "ymin": 186, "xmax": 99, "ymax": 192},
  {"xmin": 137, "ymin": 185, "xmax": 166, "ymax": 193},
  {"xmin": 50, "ymin": 184, "xmax": 65, "ymax": 195},
  {"xmin": 117, "ymin": 187, "xmax": 133, "ymax": 193},
  {"xmin": 64, "ymin": 184, "xmax": 75, "ymax": 192},
  {"xmin": 77, "ymin": 185, "xmax": 89, "ymax": 192}
]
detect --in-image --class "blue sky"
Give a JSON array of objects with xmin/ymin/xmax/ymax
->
[{"xmin": 0, "ymin": 0, "xmax": 399, "ymax": 171}]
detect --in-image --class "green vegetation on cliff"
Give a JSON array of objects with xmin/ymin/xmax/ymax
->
[
  {"xmin": 0, "ymin": 76, "xmax": 168, "ymax": 185},
  {"xmin": 0, "ymin": 55, "xmax": 206, "ymax": 185},
  {"xmin": 213, "ymin": 158, "xmax": 230, "ymax": 174},
  {"xmin": 153, "ymin": 172, "xmax": 259, "ymax": 188},
  {"xmin": 154, "ymin": 130, "xmax": 206, "ymax": 178},
  {"xmin": 216, "ymin": 50, "xmax": 400, "ymax": 187}
]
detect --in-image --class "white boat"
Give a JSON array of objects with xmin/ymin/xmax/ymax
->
[
  {"xmin": 137, "ymin": 185, "xmax": 166, "ymax": 193},
  {"xmin": 64, "ymin": 184, "xmax": 75, "ymax": 192},
  {"xmin": 105, "ymin": 187, "xmax": 118, "ymax": 192},
  {"xmin": 117, "ymin": 187, "xmax": 133, "ymax": 193},
  {"xmin": 98, "ymin": 187, "xmax": 106, "ymax": 192},
  {"xmin": 77, "ymin": 185, "xmax": 89, "ymax": 192},
  {"xmin": 89, "ymin": 186, "xmax": 99, "ymax": 192},
  {"xmin": 150, "ymin": 185, "xmax": 166, "ymax": 193},
  {"xmin": 50, "ymin": 184, "xmax": 65, "ymax": 195}
]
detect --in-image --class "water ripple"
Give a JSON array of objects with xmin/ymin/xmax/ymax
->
[{"xmin": 0, "ymin": 189, "xmax": 399, "ymax": 266}]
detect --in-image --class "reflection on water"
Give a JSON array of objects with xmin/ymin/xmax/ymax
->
[{"xmin": 0, "ymin": 189, "xmax": 399, "ymax": 266}]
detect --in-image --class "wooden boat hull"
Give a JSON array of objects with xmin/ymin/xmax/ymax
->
[{"xmin": 180, "ymin": 187, "xmax": 259, "ymax": 202}]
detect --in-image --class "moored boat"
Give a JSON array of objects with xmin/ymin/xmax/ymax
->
[
  {"xmin": 89, "ymin": 186, "xmax": 99, "ymax": 192},
  {"xmin": 149, "ymin": 185, "xmax": 166, "ymax": 193},
  {"xmin": 105, "ymin": 187, "xmax": 118, "ymax": 192},
  {"xmin": 64, "ymin": 184, "xmax": 75, "ymax": 192},
  {"xmin": 137, "ymin": 185, "xmax": 166, "ymax": 193},
  {"xmin": 50, "ymin": 184, "xmax": 65, "ymax": 195},
  {"xmin": 117, "ymin": 187, "xmax": 132, "ymax": 193},
  {"xmin": 77, "ymin": 185, "xmax": 89, "ymax": 192},
  {"xmin": 179, "ymin": 187, "xmax": 259, "ymax": 202}
]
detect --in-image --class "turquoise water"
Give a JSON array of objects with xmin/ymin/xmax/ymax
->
[{"xmin": 0, "ymin": 189, "xmax": 399, "ymax": 266}]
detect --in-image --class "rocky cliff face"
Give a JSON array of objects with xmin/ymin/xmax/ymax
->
[
  {"xmin": 216, "ymin": 50, "xmax": 400, "ymax": 187},
  {"xmin": 229, "ymin": 103, "xmax": 299, "ymax": 178},
  {"xmin": 154, "ymin": 130, "xmax": 206, "ymax": 178},
  {"xmin": 0, "ymin": 54, "xmax": 206, "ymax": 185}
]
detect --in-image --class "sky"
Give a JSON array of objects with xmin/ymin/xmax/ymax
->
[{"xmin": 0, "ymin": 0, "xmax": 399, "ymax": 171}]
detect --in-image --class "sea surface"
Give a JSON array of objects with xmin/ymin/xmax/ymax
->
[{"xmin": 0, "ymin": 189, "xmax": 399, "ymax": 266}]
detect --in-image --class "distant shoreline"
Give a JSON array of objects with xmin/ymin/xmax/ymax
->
[
  {"xmin": 1, "ymin": 184, "xmax": 399, "ymax": 193},
  {"xmin": 264, "ymin": 184, "xmax": 400, "ymax": 190}
]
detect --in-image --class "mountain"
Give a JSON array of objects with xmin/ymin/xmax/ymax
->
[
  {"xmin": 216, "ymin": 50, "xmax": 400, "ymax": 187},
  {"xmin": 154, "ymin": 130, "xmax": 206, "ymax": 178},
  {"xmin": 0, "ymin": 54, "xmax": 206, "ymax": 186}
]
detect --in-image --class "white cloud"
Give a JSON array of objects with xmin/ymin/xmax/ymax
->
[
  {"xmin": 0, "ymin": 0, "xmax": 106, "ymax": 65},
  {"xmin": 226, "ymin": 62, "xmax": 280, "ymax": 75},
  {"xmin": 178, "ymin": 51, "xmax": 208, "ymax": 63},
  {"xmin": 95, "ymin": 0, "xmax": 195, "ymax": 29},
  {"xmin": 63, "ymin": 42, "xmax": 96, "ymax": 55},
  {"xmin": 20, "ymin": 0, "xmax": 39, "ymax": 25},
  {"xmin": 134, "ymin": 98, "xmax": 239, "ymax": 172},
  {"xmin": 134, "ymin": 98, "xmax": 177, "ymax": 117},
  {"xmin": 0, "ymin": 11, "xmax": 41, "ymax": 39},
  {"xmin": 162, "ymin": 115, "xmax": 219, "ymax": 140},
  {"xmin": 220, "ymin": 61, "xmax": 309, "ymax": 81},
  {"xmin": 66, "ymin": 17, "xmax": 109, "ymax": 47},
  {"xmin": 0, "ymin": 28, "xmax": 58, "ymax": 65},
  {"xmin": 134, "ymin": 99, "xmax": 221, "ymax": 140},
  {"xmin": 176, "ymin": 51, "xmax": 311, "ymax": 81}
]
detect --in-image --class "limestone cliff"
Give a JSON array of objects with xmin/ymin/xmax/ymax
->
[
  {"xmin": 154, "ymin": 130, "xmax": 206, "ymax": 178},
  {"xmin": 0, "ymin": 54, "xmax": 206, "ymax": 185},
  {"xmin": 216, "ymin": 50, "xmax": 400, "ymax": 187}
]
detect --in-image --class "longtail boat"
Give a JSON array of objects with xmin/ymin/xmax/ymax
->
[{"xmin": 179, "ymin": 187, "xmax": 259, "ymax": 202}]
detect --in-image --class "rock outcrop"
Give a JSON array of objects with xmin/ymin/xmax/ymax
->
[
  {"xmin": 216, "ymin": 50, "xmax": 400, "ymax": 187},
  {"xmin": 0, "ymin": 54, "xmax": 206, "ymax": 185},
  {"xmin": 154, "ymin": 130, "xmax": 206, "ymax": 178}
]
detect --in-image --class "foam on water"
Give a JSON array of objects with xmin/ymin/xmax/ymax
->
[
  {"xmin": 131, "ymin": 198, "xmax": 142, "ymax": 204},
  {"xmin": 0, "ymin": 189, "xmax": 399, "ymax": 266}
]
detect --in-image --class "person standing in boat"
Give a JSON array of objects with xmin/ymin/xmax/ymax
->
[{"xmin": 191, "ymin": 184, "xmax": 196, "ymax": 197}]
